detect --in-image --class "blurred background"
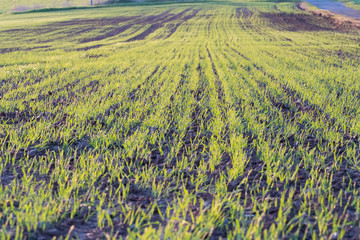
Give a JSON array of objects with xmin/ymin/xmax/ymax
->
[
  {"xmin": 0, "ymin": 0, "xmax": 108, "ymax": 13},
  {"xmin": 0, "ymin": 0, "xmax": 359, "ymax": 14}
]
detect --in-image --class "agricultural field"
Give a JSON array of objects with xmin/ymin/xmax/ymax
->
[{"xmin": 1, "ymin": 0, "xmax": 360, "ymax": 239}]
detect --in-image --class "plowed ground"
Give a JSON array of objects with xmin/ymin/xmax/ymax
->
[{"xmin": 1, "ymin": 2, "xmax": 360, "ymax": 239}]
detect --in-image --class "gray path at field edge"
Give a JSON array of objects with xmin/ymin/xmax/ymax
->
[{"xmin": 305, "ymin": 0, "xmax": 360, "ymax": 19}]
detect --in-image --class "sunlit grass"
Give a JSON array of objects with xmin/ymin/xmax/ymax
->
[{"xmin": 0, "ymin": 0, "xmax": 360, "ymax": 238}]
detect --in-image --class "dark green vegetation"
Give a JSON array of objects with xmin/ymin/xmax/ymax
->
[{"xmin": 1, "ymin": 1, "xmax": 360, "ymax": 239}]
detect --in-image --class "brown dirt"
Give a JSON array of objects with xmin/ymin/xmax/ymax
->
[
  {"xmin": 0, "ymin": 107, "xmax": 69, "ymax": 128},
  {"xmin": 3, "ymin": 6, "xmax": 360, "ymax": 239},
  {"xmin": 79, "ymin": 25, "xmax": 133, "ymax": 43},
  {"xmin": 75, "ymin": 12, "xmax": 171, "ymax": 43},
  {"xmin": 0, "ymin": 9, "xmax": 199, "ymax": 46},
  {"xmin": 173, "ymin": 56, "xmax": 212, "ymax": 167},
  {"xmin": 206, "ymin": 46, "xmax": 225, "ymax": 103},
  {"xmin": 165, "ymin": 9, "xmax": 199, "ymax": 38},
  {"xmin": 76, "ymin": 44, "xmax": 104, "ymax": 51},
  {"xmin": 224, "ymin": 76, "xmax": 360, "ymax": 237},
  {"xmin": 0, "ymin": 109, "xmax": 34, "ymax": 124},
  {"xmin": 127, "ymin": 9, "xmax": 198, "ymax": 42},
  {"xmin": 261, "ymin": 12, "xmax": 338, "ymax": 31},
  {"xmin": 79, "ymin": 10, "xmax": 174, "ymax": 43},
  {"xmin": 128, "ymin": 65, "xmax": 160, "ymax": 101},
  {"xmin": 47, "ymin": 16, "xmax": 139, "ymax": 28},
  {"xmin": 0, "ymin": 46, "xmax": 50, "ymax": 54},
  {"xmin": 236, "ymin": 8, "xmax": 254, "ymax": 19},
  {"xmin": 225, "ymin": 42, "xmax": 250, "ymax": 60},
  {"xmin": 251, "ymin": 61, "xmax": 360, "ymax": 156}
]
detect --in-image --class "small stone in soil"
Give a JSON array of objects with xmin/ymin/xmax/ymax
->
[
  {"xmin": 77, "ymin": 141, "xmax": 89, "ymax": 149},
  {"xmin": 28, "ymin": 149, "xmax": 38, "ymax": 157}
]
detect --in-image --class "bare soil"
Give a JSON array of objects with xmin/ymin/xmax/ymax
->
[
  {"xmin": 261, "ymin": 12, "xmax": 344, "ymax": 31},
  {"xmin": 0, "ymin": 9, "xmax": 199, "ymax": 46},
  {"xmin": 236, "ymin": 8, "xmax": 254, "ymax": 19},
  {"xmin": 2, "ymin": 5, "xmax": 360, "ymax": 239}
]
